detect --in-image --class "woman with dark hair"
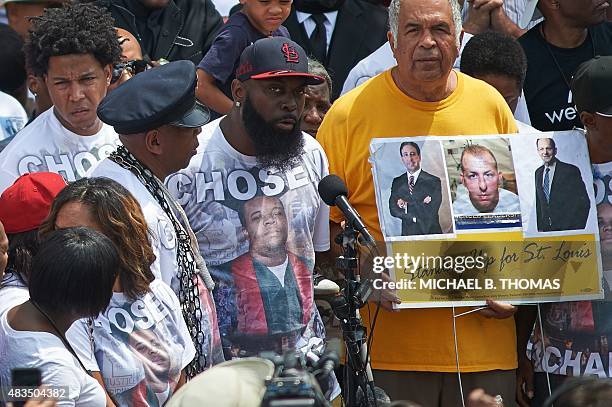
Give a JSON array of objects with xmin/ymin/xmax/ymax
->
[
  {"xmin": 40, "ymin": 177, "xmax": 196, "ymax": 407},
  {"xmin": 0, "ymin": 227, "xmax": 119, "ymax": 406},
  {"xmin": 0, "ymin": 172, "xmax": 67, "ymax": 315}
]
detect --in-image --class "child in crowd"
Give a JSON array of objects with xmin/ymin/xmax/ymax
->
[{"xmin": 196, "ymin": 0, "xmax": 292, "ymax": 117}]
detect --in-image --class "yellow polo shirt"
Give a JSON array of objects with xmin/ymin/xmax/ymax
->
[{"xmin": 317, "ymin": 69, "xmax": 518, "ymax": 372}]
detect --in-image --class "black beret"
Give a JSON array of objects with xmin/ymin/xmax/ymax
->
[{"xmin": 97, "ymin": 60, "xmax": 209, "ymax": 134}]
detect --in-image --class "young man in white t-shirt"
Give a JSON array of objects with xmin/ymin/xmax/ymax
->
[{"xmin": 0, "ymin": 3, "xmax": 121, "ymax": 193}]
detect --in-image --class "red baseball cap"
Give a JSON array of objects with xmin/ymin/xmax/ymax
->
[
  {"xmin": 235, "ymin": 37, "xmax": 324, "ymax": 85},
  {"xmin": 0, "ymin": 172, "xmax": 67, "ymax": 234}
]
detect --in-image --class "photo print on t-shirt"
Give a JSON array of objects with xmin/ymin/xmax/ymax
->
[{"xmin": 167, "ymin": 128, "xmax": 329, "ymax": 359}]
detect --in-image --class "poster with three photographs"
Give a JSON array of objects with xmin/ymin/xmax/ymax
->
[{"xmin": 369, "ymin": 133, "xmax": 603, "ymax": 307}]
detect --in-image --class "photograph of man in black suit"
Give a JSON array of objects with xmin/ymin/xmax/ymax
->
[
  {"xmin": 389, "ymin": 142, "xmax": 442, "ymax": 236},
  {"xmin": 535, "ymin": 138, "xmax": 590, "ymax": 232}
]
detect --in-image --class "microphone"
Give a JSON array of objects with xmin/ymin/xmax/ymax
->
[{"xmin": 318, "ymin": 174, "xmax": 376, "ymax": 249}]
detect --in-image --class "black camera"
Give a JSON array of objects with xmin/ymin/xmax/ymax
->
[
  {"xmin": 260, "ymin": 350, "xmax": 338, "ymax": 407},
  {"xmin": 111, "ymin": 59, "xmax": 149, "ymax": 84}
]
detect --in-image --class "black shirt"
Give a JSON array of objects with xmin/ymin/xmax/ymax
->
[
  {"xmin": 93, "ymin": 0, "xmax": 224, "ymax": 64},
  {"xmin": 198, "ymin": 11, "xmax": 289, "ymax": 117},
  {"xmin": 128, "ymin": 0, "xmax": 163, "ymax": 57},
  {"xmin": 519, "ymin": 22, "xmax": 612, "ymax": 131}
]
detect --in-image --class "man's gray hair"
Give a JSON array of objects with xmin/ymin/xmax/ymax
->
[{"xmin": 388, "ymin": 0, "xmax": 463, "ymax": 47}]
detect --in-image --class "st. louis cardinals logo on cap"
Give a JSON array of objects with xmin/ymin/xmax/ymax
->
[{"xmin": 281, "ymin": 43, "xmax": 299, "ymax": 63}]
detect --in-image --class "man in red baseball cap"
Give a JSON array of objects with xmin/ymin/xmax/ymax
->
[
  {"xmin": 0, "ymin": 172, "xmax": 66, "ymax": 315},
  {"xmin": 166, "ymin": 37, "xmax": 340, "ymax": 398}
]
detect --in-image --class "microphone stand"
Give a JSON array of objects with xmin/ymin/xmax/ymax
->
[{"xmin": 330, "ymin": 223, "xmax": 378, "ymax": 407}]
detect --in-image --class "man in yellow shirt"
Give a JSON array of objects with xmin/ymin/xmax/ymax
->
[{"xmin": 316, "ymin": 0, "xmax": 519, "ymax": 405}]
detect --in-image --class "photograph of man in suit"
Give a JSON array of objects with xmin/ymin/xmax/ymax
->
[
  {"xmin": 389, "ymin": 142, "xmax": 442, "ymax": 236},
  {"xmin": 453, "ymin": 144, "xmax": 520, "ymax": 215},
  {"xmin": 535, "ymin": 138, "xmax": 590, "ymax": 232}
]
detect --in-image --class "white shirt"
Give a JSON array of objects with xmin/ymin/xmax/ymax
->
[
  {"xmin": 295, "ymin": 11, "xmax": 339, "ymax": 52},
  {"xmin": 69, "ymin": 280, "xmax": 196, "ymax": 406},
  {"xmin": 211, "ymin": 0, "xmax": 238, "ymax": 16},
  {"xmin": 406, "ymin": 167, "xmax": 422, "ymax": 184},
  {"xmin": 516, "ymin": 120, "xmax": 539, "ymax": 133},
  {"xmin": 460, "ymin": 0, "xmax": 543, "ymax": 30},
  {"xmin": 0, "ymin": 312, "xmax": 105, "ymax": 407},
  {"xmin": 0, "ymin": 108, "xmax": 119, "ymax": 193},
  {"xmin": 168, "ymin": 119, "xmax": 332, "ymax": 361},
  {"xmin": 542, "ymin": 159, "xmax": 557, "ymax": 189},
  {"xmin": 89, "ymin": 158, "xmax": 225, "ymax": 368},
  {"xmin": 0, "ymin": 276, "xmax": 99, "ymax": 372},
  {"xmin": 452, "ymin": 187, "xmax": 521, "ymax": 215},
  {"xmin": 0, "ymin": 91, "xmax": 27, "ymax": 147},
  {"xmin": 267, "ymin": 257, "xmax": 289, "ymax": 287},
  {"xmin": 90, "ymin": 159, "xmax": 179, "ymax": 288}
]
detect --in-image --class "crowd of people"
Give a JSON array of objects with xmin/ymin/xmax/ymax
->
[{"xmin": 1, "ymin": 0, "xmax": 612, "ymax": 406}]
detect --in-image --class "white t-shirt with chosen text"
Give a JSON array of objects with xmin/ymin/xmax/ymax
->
[{"xmin": 0, "ymin": 107, "xmax": 118, "ymax": 193}]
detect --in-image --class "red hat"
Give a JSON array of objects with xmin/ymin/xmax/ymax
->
[{"xmin": 0, "ymin": 172, "xmax": 67, "ymax": 234}]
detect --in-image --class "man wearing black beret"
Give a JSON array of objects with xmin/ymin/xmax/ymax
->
[{"xmin": 90, "ymin": 59, "xmax": 225, "ymax": 377}]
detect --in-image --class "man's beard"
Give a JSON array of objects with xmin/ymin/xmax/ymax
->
[{"xmin": 242, "ymin": 97, "xmax": 305, "ymax": 171}]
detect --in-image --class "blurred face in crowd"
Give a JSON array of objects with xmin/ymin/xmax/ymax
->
[
  {"xmin": 5, "ymin": 1, "xmax": 62, "ymax": 39},
  {"xmin": 599, "ymin": 203, "xmax": 612, "ymax": 244},
  {"xmin": 554, "ymin": 0, "xmax": 609, "ymax": 27},
  {"xmin": 150, "ymin": 125, "xmax": 201, "ymax": 175},
  {"xmin": 0, "ymin": 222, "xmax": 8, "ymax": 281},
  {"xmin": 240, "ymin": 0, "xmax": 292, "ymax": 34},
  {"xmin": 300, "ymin": 82, "xmax": 331, "ymax": 138},
  {"xmin": 400, "ymin": 144, "xmax": 421, "ymax": 173},
  {"xmin": 537, "ymin": 138, "xmax": 557, "ymax": 164},
  {"xmin": 117, "ymin": 28, "xmax": 143, "ymax": 62},
  {"xmin": 45, "ymin": 54, "xmax": 112, "ymax": 136},
  {"xmin": 476, "ymin": 74, "xmax": 521, "ymax": 113},
  {"xmin": 389, "ymin": 0, "xmax": 459, "ymax": 85},
  {"xmin": 236, "ymin": 77, "xmax": 306, "ymax": 170},
  {"xmin": 109, "ymin": 28, "xmax": 145, "ymax": 91},
  {"xmin": 137, "ymin": 0, "xmax": 170, "ymax": 9},
  {"xmin": 54, "ymin": 201, "xmax": 101, "ymax": 231},
  {"xmin": 460, "ymin": 151, "xmax": 501, "ymax": 212},
  {"xmin": 581, "ymin": 111, "xmax": 612, "ymax": 147}
]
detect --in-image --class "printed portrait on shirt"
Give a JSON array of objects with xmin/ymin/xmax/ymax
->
[{"xmin": 168, "ymin": 134, "xmax": 329, "ymax": 359}]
